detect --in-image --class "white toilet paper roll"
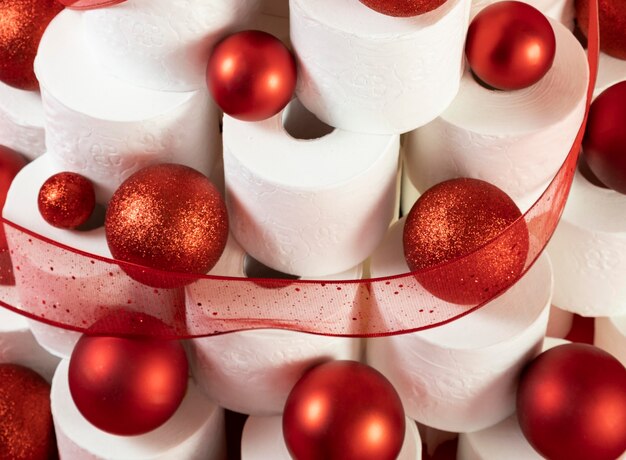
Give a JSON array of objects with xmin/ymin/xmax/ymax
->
[
  {"xmin": 546, "ymin": 304, "xmax": 574, "ymax": 338},
  {"xmin": 0, "ymin": 82, "xmax": 45, "ymax": 160},
  {"xmin": 547, "ymin": 170, "xmax": 626, "ymax": 317},
  {"xmin": 52, "ymin": 360, "xmax": 225, "ymax": 460},
  {"xmin": 224, "ymin": 98, "xmax": 399, "ymax": 277},
  {"xmin": 595, "ymin": 52, "xmax": 626, "ymax": 98},
  {"xmin": 35, "ymin": 10, "xmax": 220, "ymax": 202},
  {"xmin": 471, "ymin": 0, "xmax": 575, "ymax": 30},
  {"xmin": 82, "ymin": 0, "xmax": 257, "ymax": 91},
  {"xmin": 595, "ymin": 315, "xmax": 626, "ymax": 367},
  {"xmin": 290, "ymin": 0, "xmax": 471, "ymax": 134},
  {"xmin": 405, "ymin": 19, "xmax": 587, "ymax": 204},
  {"xmin": 366, "ymin": 218, "xmax": 552, "ymax": 432},
  {"xmin": 241, "ymin": 415, "xmax": 422, "ymax": 460}
]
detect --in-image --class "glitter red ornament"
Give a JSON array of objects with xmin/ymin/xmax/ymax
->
[
  {"xmin": 38, "ymin": 172, "xmax": 96, "ymax": 229},
  {"xmin": 0, "ymin": 364, "xmax": 56, "ymax": 459},
  {"xmin": 517, "ymin": 344, "xmax": 626, "ymax": 460},
  {"xmin": 359, "ymin": 0, "xmax": 446, "ymax": 17},
  {"xmin": 403, "ymin": 178, "xmax": 529, "ymax": 305},
  {"xmin": 105, "ymin": 163, "xmax": 229, "ymax": 288},
  {"xmin": 0, "ymin": 0, "xmax": 64, "ymax": 90},
  {"xmin": 582, "ymin": 81, "xmax": 626, "ymax": 194},
  {"xmin": 576, "ymin": 0, "xmax": 626, "ymax": 59},
  {"xmin": 283, "ymin": 361, "xmax": 405, "ymax": 460},
  {"xmin": 207, "ymin": 30, "xmax": 297, "ymax": 122},
  {"xmin": 465, "ymin": 1, "xmax": 556, "ymax": 90}
]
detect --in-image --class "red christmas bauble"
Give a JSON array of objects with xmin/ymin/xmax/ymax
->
[
  {"xmin": 0, "ymin": 0, "xmax": 64, "ymax": 90},
  {"xmin": 582, "ymin": 81, "xmax": 626, "ymax": 194},
  {"xmin": 576, "ymin": 0, "xmax": 626, "ymax": 59},
  {"xmin": 105, "ymin": 164, "xmax": 228, "ymax": 288},
  {"xmin": 68, "ymin": 315, "xmax": 189, "ymax": 436},
  {"xmin": 207, "ymin": 30, "xmax": 297, "ymax": 122},
  {"xmin": 38, "ymin": 172, "xmax": 96, "ymax": 229},
  {"xmin": 465, "ymin": 1, "xmax": 556, "ymax": 90},
  {"xmin": 517, "ymin": 344, "xmax": 626, "ymax": 460},
  {"xmin": 58, "ymin": 0, "xmax": 126, "ymax": 9},
  {"xmin": 0, "ymin": 364, "xmax": 56, "ymax": 459},
  {"xmin": 359, "ymin": 0, "xmax": 446, "ymax": 17},
  {"xmin": 283, "ymin": 361, "xmax": 405, "ymax": 460},
  {"xmin": 403, "ymin": 178, "xmax": 528, "ymax": 305}
]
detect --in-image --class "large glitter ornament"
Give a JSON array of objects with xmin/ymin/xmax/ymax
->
[
  {"xmin": 207, "ymin": 30, "xmax": 297, "ymax": 122},
  {"xmin": 465, "ymin": 1, "xmax": 556, "ymax": 90},
  {"xmin": 68, "ymin": 314, "xmax": 189, "ymax": 436},
  {"xmin": 283, "ymin": 361, "xmax": 405, "ymax": 460},
  {"xmin": 0, "ymin": 364, "xmax": 56, "ymax": 459},
  {"xmin": 517, "ymin": 344, "xmax": 626, "ymax": 460},
  {"xmin": 403, "ymin": 178, "xmax": 528, "ymax": 305},
  {"xmin": 38, "ymin": 172, "xmax": 96, "ymax": 229},
  {"xmin": 582, "ymin": 81, "xmax": 626, "ymax": 194},
  {"xmin": 576, "ymin": 0, "xmax": 626, "ymax": 59},
  {"xmin": 0, "ymin": 0, "xmax": 64, "ymax": 90},
  {"xmin": 359, "ymin": 0, "xmax": 446, "ymax": 16},
  {"xmin": 105, "ymin": 163, "xmax": 228, "ymax": 288}
]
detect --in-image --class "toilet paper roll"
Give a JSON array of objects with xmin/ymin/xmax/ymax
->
[
  {"xmin": 546, "ymin": 304, "xmax": 574, "ymax": 338},
  {"xmin": 471, "ymin": 0, "xmax": 575, "ymax": 30},
  {"xmin": 366, "ymin": 218, "xmax": 552, "ymax": 432},
  {"xmin": 3, "ymin": 155, "xmax": 185, "ymax": 357},
  {"xmin": 594, "ymin": 52, "xmax": 626, "ymax": 98},
  {"xmin": 224, "ymin": 98, "xmax": 399, "ymax": 276},
  {"xmin": 35, "ymin": 10, "xmax": 220, "ymax": 203},
  {"xmin": 52, "ymin": 360, "xmax": 225, "ymax": 460},
  {"xmin": 82, "ymin": 0, "xmax": 257, "ymax": 91},
  {"xmin": 595, "ymin": 315, "xmax": 626, "ymax": 367},
  {"xmin": 547, "ymin": 170, "xmax": 626, "ymax": 317},
  {"xmin": 0, "ymin": 82, "xmax": 45, "ymax": 160},
  {"xmin": 241, "ymin": 415, "xmax": 421, "ymax": 460},
  {"xmin": 405, "ymin": 19, "xmax": 587, "ymax": 204},
  {"xmin": 290, "ymin": 0, "xmax": 471, "ymax": 134}
]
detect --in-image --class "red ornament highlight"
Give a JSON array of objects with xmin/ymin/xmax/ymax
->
[
  {"xmin": 207, "ymin": 30, "xmax": 297, "ymax": 122},
  {"xmin": 38, "ymin": 172, "xmax": 96, "ymax": 229},
  {"xmin": 582, "ymin": 81, "xmax": 626, "ymax": 194},
  {"xmin": 283, "ymin": 361, "xmax": 405, "ymax": 460},
  {"xmin": 403, "ymin": 178, "xmax": 528, "ymax": 305},
  {"xmin": 517, "ymin": 344, "xmax": 626, "ymax": 460},
  {"xmin": 465, "ymin": 1, "xmax": 556, "ymax": 90},
  {"xmin": 0, "ymin": 0, "xmax": 64, "ymax": 90},
  {"xmin": 576, "ymin": 0, "xmax": 626, "ymax": 59},
  {"xmin": 359, "ymin": 0, "xmax": 446, "ymax": 17}
]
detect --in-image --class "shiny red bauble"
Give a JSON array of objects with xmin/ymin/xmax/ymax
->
[
  {"xmin": 403, "ymin": 178, "xmax": 528, "ymax": 305},
  {"xmin": 207, "ymin": 30, "xmax": 297, "ymax": 122},
  {"xmin": 283, "ymin": 361, "xmax": 405, "ymax": 460},
  {"xmin": 582, "ymin": 81, "xmax": 626, "ymax": 194},
  {"xmin": 465, "ymin": 1, "xmax": 556, "ymax": 90},
  {"xmin": 517, "ymin": 344, "xmax": 626, "ymax": 460},
  {"xmin": 57, "ymin": 0, "xmax": 126, "ymax": 9},
  {"xmin": 576, "ymin": 0, "xmax": 626, "ymax": 59},
  {"xmin": 0, "ymin": 0, "xmax": 63, "ymax": 89},
  {"xmin": 359, "ymin": 0, "xmax": 446, "ymax": 17},
  {"xmin": 38, "ymin": 172, "xmax": 96, "ymax": 229}
]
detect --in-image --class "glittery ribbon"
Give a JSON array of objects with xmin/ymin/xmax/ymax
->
[{"xmin": 56, "ymin": 0, "xmax": 126, "ymax": 10}]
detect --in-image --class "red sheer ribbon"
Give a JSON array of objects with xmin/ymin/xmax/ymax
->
[
  {"xmin": 0, "ymin": 1, "xmax": 599, "ymax": 338},
  {"xmin": 57, "ymin": 0, "xmax": 126, "ymax": 10}
]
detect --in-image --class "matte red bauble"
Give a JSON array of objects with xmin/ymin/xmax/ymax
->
[
  {"xmin": 576, "ymin": 0, "xmax": 626, "ymax": 59},
  {"xmin": 207, "ymin": 30, "xmax": 297, "ymax": 121},
  {"xmin": 403, "ymin": 178, "xmax": 528, "ymax": 305},
  {"xmin": 57, "ymin": 0, "xmax": 126, "ymax": 9},
  {"xmin": 359, "ymin": 0, "xmax": 446, "ymax": 17},
  {"xmin": 517, "ymin": 344, "xmax": 626, "ymax": 460},
  {"xmin": 105, "ymin": 163, "xmax": 228, "ymax": 288},
  {"xmin": 0, "ymin": 364, "xmax": 56, "ymax": 459},
  {"xmin": 582, "ymin": 81, "xmax": 626, "ymax": 194},
  {"xmin": 0, "ymin": 0, "xmax": 64, "ymax": 90},
  {"xmin": 68, "ymin": 315, "xmax": 189, "ymax": 436},
  {"xmin": 38, "ymin": 172, "xmax": 96, "ymax": 229},
  {"xmin": 283, "ymin": 361, "xmax": 405, "ymax": 460},
  {"xmin": 465, "ymin": 1, "xmax": 556, "ymax": 90}
]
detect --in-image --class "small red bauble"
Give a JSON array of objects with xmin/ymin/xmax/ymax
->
[
  {"xmin": 105, "ymin": 163, "xmax": 228, "ymax": 288},
  {"xmin": 0, "ymin": 364, "xmax": 56, "ymax": 460},
  {"xmin": 576, "ymin": 0, "xmax": 626, "ymax": 59},
  {"xmin": 68, "ymin": 314, "xmax": 189, "ymax": 436},
  {"xmin": 0, "ymin": 0, "xmax": 64, "ymax": 90},
  {"xmin": 403, "ymin": 178, "xmax": 528, "ymax": 305},
  {"xmin": 465, "ymin": 1, "xmax": 556, "ymax": 90},
  {"xmin": 359, "ymin": 0, "xmax": 446, "ymax": 17},
  {"xmin": 38, "ymin": 172, "xmax": 96, "ymax": 229},
  {"xmin": 283, "ymin": 361, "xmax": 405, "ymax": 460},
  {"xmin": 582, "ymin": 81, "xmax": 626, "ymax": 194},
  {"xmin": 517, "ymin": 344, "xmax": 626, "ymax": 460},
  {"xmin": 207, "ymin": 30, "xmax": 297, "ymax": 122}
]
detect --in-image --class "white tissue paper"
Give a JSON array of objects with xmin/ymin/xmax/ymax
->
[
  {"xmin": 290, "ymin": 0, "xmax": 471, "ymax": 134},
  {"xmin": 594, "ymin": 52, "xmax": 626, "ymax": 98},
  {"xmin": 404, "ymin": 19, "xmax": 587, "ymax": 206},
  {"xmin": 471, "ymin": 0, "xmax": 575, "ymax": 30},
  {"xmin": 595, "ymin": 315, "xmax": 626, "ymax": 367},
  {"xmin": 0, "ymin": 81, "xmax": 45, "ymax": 160},
  {"xmin": 223, "ymin": 98, "xmax": 399, "ymax": 277},
  {"xmin": 366, "ymin": 218, "xmax": 552, "ymax": 432},
  {"xmin": 52, "ymin": 360, "xmax": 225, "ymax": 460}
]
